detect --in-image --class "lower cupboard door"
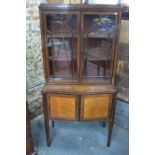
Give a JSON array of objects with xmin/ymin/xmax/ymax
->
[
  {"xmin": 48, "ymin": 95, "xmax": 77, "ymax": 120},
  {"xmin": 81, "ymin": 94, "xmax": 113, "ymax": 120}
]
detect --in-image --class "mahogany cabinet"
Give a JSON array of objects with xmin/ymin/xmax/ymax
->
[{"xmin": 39, "ymin": 4, "xmax": 121, "ymax": 147}]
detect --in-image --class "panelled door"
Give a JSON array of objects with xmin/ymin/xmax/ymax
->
[
  {"xmin": 48, "ymin": 94, "xmax": 78, "ymax": 120},
  {"xmin": 80, "ymin": 94, "xmax": 113, "ymax": 120}
]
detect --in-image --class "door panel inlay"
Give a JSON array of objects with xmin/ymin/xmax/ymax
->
[
  {"xmin": 49, "ymin": 95, "xmax": 77, "ymax": 120},
  {"xmin": 81, "ymin": 94, "xmax": 112, "ymax": 120}
]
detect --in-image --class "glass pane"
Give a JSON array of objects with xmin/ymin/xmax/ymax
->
[
  {"xmin": 82, "ymin": 14, "xmax": 117, "ymax": 83},
  {"xmin": 45, "ymin": 14, "xmax": 78, "ymax": 82}
]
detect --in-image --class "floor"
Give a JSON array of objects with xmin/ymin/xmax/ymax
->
[{"xmin": 31, "ymin": 115, "xmax": 129, "ymax": 155}]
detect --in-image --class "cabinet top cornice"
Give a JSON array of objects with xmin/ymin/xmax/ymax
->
[{"xmin": 39, "ymin": 4, "xmax": 122, "ymax": 12}]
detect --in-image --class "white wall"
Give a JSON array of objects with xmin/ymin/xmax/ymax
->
[{"xmin": 88, "ymin": 0, "xmax": 119, "ymax": 4}]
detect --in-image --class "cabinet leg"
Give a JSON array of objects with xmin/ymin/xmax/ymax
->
[
  {"xmin": 43, "ymin": 92, "xmax": 51, "ymax": 147},
  {"xmin": 107, "ymin": 121, "xmax": 113, "ymax": 147},
  {"xmin": 52, "ymin": 120, "xmax": 55, "ymax": 128},
  {"xmin": 45, "ymin": 118, "xmax": 51, "ymax": 147},
  {"xmin": 107, "ymin": 93, "xmax": 117, "ymax": 147},
  {"xmin": 102, "ymin": 121, "xmax": 106, "ymax": 128}
]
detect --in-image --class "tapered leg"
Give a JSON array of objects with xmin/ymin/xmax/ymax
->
[
  {"xmin": 107, "ymin": 93, "xmax": 117, "ymax": 147},
  {"xmin": 107, "ymin": 121, "xmax": 113, "ymax": 147},
  {"xmin": 44, "ymin": 118, "xmax": 51, "ymax": 146},
  {"xmin": 42, "ymin": 92, "xmax": 51, "ymax": 147}
]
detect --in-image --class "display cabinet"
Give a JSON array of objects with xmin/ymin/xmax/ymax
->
[{"xmin": 39, "ymin": 4, "xmax": 121, "ymax": 147}]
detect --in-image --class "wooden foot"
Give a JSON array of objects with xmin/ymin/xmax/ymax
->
[
  {"xmin": 47, "ymin": 137, "xmax": 51, "ymax": 147},
  {"xmin": 107, "ymin": 142, "xmax": 110, "ymax": 147}
]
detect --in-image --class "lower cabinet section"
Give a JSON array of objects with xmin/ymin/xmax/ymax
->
[
  {"xmin": 49, "ymin": 95, "xmax": 77, "ymax": 120},
  {"xmin": 47, "ymin": 94, "xmax": 113, "ymax": 121},
  {"xmin": 81, "ymin": 94, "xmax": 112, "ymax": 120},
  {"xmin": 43, "ymin": 84, "xmax": 117, "ymax": 147}
]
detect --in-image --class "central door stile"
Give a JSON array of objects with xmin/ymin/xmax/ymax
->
[{"xmin": 77, "ymin": 95, "xmax": 81, "ymax": 121}]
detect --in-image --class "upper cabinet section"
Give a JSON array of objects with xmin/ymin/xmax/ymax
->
[{"xmin": 39, "ymin": 4, "xmax": 121, "ymax": 84}]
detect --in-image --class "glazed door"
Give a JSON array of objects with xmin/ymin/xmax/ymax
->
[
  {"xmin": 43, "ymin": 11, "xmax": 80, "ymax": 83},
  {"xmin": 80, "ymin": 12, "xmax": 118, "ymax": 84}
]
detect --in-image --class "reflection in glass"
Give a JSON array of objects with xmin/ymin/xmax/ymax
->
[{"xmin": 82, "ymin": 15, "xmax": 116, "ymax": 83}]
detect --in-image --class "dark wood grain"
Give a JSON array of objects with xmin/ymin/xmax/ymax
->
[
  {"xmin": 39, "ymin": 4, "xmax": 121, "ymax": 11},
  {"xmin": 42, "ymin": 92, "xmax": 51, "ymax": 146}
]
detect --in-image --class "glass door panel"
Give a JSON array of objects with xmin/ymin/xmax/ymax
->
[
  {"xmin": 45, "ymin": 13, "xmax": 79, "ymax": 82},
  {"xmin": 81, "ymin": 13, "xmax": 117, "ymax": 83}
]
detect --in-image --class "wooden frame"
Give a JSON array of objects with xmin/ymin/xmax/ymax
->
[
  {"xmin": 39, "ymin": 4, "xmax": 121, "ymax": 84},
  {"xmin": 80, "ymin": 12, "xmax": 119, "ymax": 84},
  {"xmin": 42, "ymin": 86, "xmax": 117, "ymax": 147},
  {"xmin": 39, "ymin": 4, "xmax": 121, "ymax": 147},
  {"xmin": 42, "ymin": 11, "xmax": 81, "ymax": 83}
]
